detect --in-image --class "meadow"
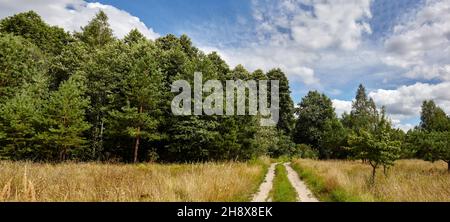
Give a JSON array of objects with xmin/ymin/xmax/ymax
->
[
  {"xmin": 0, "ymin": 161, "xmax": 268, "ymax": 202},
  {"xmin": 292, "ymin": 159, "xmax": 450, "ymax": 202}
]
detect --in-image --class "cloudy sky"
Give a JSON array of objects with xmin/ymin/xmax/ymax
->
[{"xmin": 1, "ymin": 0, "xmax": 449, "ymax": 131}]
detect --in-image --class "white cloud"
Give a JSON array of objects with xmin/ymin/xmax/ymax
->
[
  {"xmin": 0, "ymin": 0, "xmax": 159, "ymax": 39},
  {"xmin": 209, "ymin": 45, "xmax": 320, "ymax": 85},
  {"xmin": 332, "ymin": 98, "xmax": 419, "ymax": 131},
  {"xmin": 382, "ymin": 0, "xmax": 450, "ymax": 81},
  {"xmin": 290, "ymin": 67, "xmax": 319, "ymax": 85},
  {"xmin": 332, "ymin": 99, "xmax": 352, "ymax": 117},
  {"xmin": 369, "ymin": 81, "xmax": 450, "ymax": 121},
  {"xmin": 203, "ymin": 0, "xmax": 374, "ymax": 86},
  {"xmin": 252, "ymin": 0, "xmax": 372, "ymax": 50},
  {"xmin": 393, "ymin": 121, "xmax": 415, "ymax": 132}
]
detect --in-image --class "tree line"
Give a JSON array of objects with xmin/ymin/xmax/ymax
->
[
  {"xmin": 1, "ymin": 11, "xmax": 449, "ymax": 173},
  {"xmin": 293, "ymin": 84, "xmax": 450, "ymax": 178},
  {"xmin": 0, "ymin": 11, "xmax": 295, "ymax": 162}
]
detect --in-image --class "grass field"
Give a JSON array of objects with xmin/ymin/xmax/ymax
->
[
  {"xmin": 0, "ymin": 160, "xmax": 268, "ymax": 202},
  {"xmin": 292, "ymin": 159, "xmax": 450, "ymax": 202},
  {"xmin": 269, "ymin": 164, "xmax": 298, "ymax": 202}
]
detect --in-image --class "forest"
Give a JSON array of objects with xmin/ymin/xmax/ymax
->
[{"xmin": 1, "ymin": 11, "xmax": 449, "ymax": 176}]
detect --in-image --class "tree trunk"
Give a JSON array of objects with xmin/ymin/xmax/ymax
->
[
  {"xmin": 369, "ymin": 161, "xmax": 378, "ymax": 185},
  {"xmin": 133, "ymin": 105, "xmax": 143, "ymax": 163},
  {"xmin": 60, "ymin": 146, "xmax": 67, "ymax": 162},
  {"xmin": 133, "ymin": 129, "xmax": 140, "ymax": 163},
  {"xmin": 447, "ymin": 161, "xmax": 450, "ymax": 172},
  {"xmin": 371, "ymin": 166, "xmax": 376, "ymax": 184}
]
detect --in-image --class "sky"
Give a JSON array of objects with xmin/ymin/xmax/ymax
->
[{"xmin": 1, "ymin": 0, "xmax": 449, "ymax": 131}]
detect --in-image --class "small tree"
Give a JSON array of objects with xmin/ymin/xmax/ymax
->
[
  {"xmin": 421, "ymin": 131, "xmax": 450, "ymax": 172},
  {"xmin": 415, "ymin": 100, "xmax": 450, "ymax": 171},
  {"xmin": 39, "ymin": 72, "xmax": 91, "ymax": 161},
  {"xmin": 108, "ymin": 40, "xmax": 162, "ymax": 163},
  {"xmin": 0, "ymin": 72, "xmax": 48, "ymax": 160},
  {"xmin": 349, "ymin": 124, "xmax": 401, "ymax": 184}
]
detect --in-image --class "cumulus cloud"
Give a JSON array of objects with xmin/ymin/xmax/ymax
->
[
  {"xmin": 332, "ymin": 99, "xmax": 352, "ymax": 117},
  {"xmin": 0, "ymin": 0, "xmax": 159, "ymax": 39},
  {"xmin": 332, "ymin": 81, "xmax": 450, "ymax": 131},
  {"xmin": 369, "ymin": 81, "xmax": 450, "ymax": 124},
  {"xmin": 203, "ymin": 0, "xmax": 374, "ymax": 86},
  {"xmin": 382, "ymin": 0, "xmax": 450, "ymax": 80},
  {"xmin": 252, "ymin": 0, "xmax": 372, "ymax": 50}
]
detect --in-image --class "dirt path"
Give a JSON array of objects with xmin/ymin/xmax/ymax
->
[
  {"xmin": 283, "ymin": 163, "xmax": 319, "ymax": 202},
  {"xmin": 252, "ymin": 163, "xmax": 276, "ymax": 202}
]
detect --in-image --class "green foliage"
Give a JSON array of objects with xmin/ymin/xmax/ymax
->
[
  {"xmin": 0, "ymin": 33, "xmax": 45, "ymax": 101},
  {"xmin": 420, "ymin": 131, "xmax": 450, "ymax": 166},
  {"xmin": 348, "ymin": 122, "xmax": 401, "ymax": 183},
  {"xmin": 0, "ymin": 11, "xmax": 300, "ymax": 162},
  {"xmin": 0, "ymin": 73, "xmax": 48, "ymax": 160},
  {"xmin": 266, "ymin": 68, "xmax": 295, "ymax": 135},
  {"xmin": 406, "ymin": 101, "xmax": 450, "ymax": 171},
  {"xmin": 0, "ymin": 11, "xmax": 71, "ymax": 55},
  {"xmin": 346, "ymin": 84, "xmax": 379, "ymax": 132},
  {"xmin": 293, "ymin": 91, "xmax": 336, "ymax": 158},
  {"xmin": 74, "ymin": 11, "xmax": 114, "ymax": 47},
  {"xmin": 420, "ymin": 100, "xmax": 450, "ymax": 132},
  {"xmin": 123, "ymin": 28, "xmax": 145, "ymax": 45},
  {"xmin": 295, "ymin": 144, "xmax": 319, "ymax": 159},
  {"xmin": 48, "ymin": 41, "xmax": 90, "ymax": 89},
  {"xmin": 319, "ymin": 118, "xmax": 350, "ymax": 159},
  {"xmin": 38, "ymin": 73, "xmax": 91, "ymax": 161},
  {"xmin": 108, "ymin": 39, "xmax": 163, "ymax": 162}
]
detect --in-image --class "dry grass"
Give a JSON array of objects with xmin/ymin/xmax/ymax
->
[
  {"xmin": 0, "ymin": 161, "xmax": 266, "ymax": 202},
  {"xmin": 292, "ymin": 159, "xmax": 450, "ymax": 202}
]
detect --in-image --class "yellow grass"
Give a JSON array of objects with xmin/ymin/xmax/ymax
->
[
  {"xmin": 292, "ymin": 159, "xmax": 450, "ymax": 202},
  {"xmin": 0, "ymin": 161, "xmax": 267, "ymax": 202}
]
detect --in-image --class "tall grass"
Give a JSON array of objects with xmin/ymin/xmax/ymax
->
[
  {"xmin": 0, "ymin": 161, "xmax": 266, "ymax": 202},
  {"xmin": 292, "ymin": 159, "xmax": 450, "ymax": 202}
]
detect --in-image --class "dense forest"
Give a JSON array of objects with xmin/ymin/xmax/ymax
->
[{"xmin": 0, "ymin": 11, "xmax": 449, "ymax": 171}]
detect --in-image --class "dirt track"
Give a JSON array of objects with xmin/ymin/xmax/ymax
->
[{"xmin": 252, "ymin": 162, "xmax": 318, "ymax": 202}]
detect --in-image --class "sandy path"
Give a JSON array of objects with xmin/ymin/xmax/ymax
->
[
  {"xmin": 284, "ymin": 163, "xmax": 319, "ymax": 202},
  {"xmin": 252, "ymin": 163, "xmax": 276, "ymax": 202}
]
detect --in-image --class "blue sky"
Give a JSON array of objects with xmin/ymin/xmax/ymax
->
[{"xmin": 1, "ymin": 0, "xmax": 449, "ymax": 131}]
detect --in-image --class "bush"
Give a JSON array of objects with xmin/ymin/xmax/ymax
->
[{"xmin": 294, "ymin": 144, "xmax": 319, "ymax": 159}]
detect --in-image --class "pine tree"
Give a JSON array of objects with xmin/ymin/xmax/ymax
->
[
  {"xmin": 108, "ymin": 40, "xmax": 162, "ymax": 163},
  {"xmin": 124, "ymin": 29, "xmax": 146, "ymax": 45},
  {"xmin": 74, "ymin": 10, "xmax": 114, "ymax": 47},
  {"xmin": 39, "ymin": 72, "xmax": 91, "ymax": 161},
  {"xmin": 420, "ymin": 100, "xmax": 450, "ymax": 132},
  {"xmin": 0, "ymin": 11, "xmax": 71, "ymax": 55},
  {"xmin": 348, "ymin": 84, "xmax": 379, "ymax": 131},
  {"xmin": 413, "ymin": 100, "xmax": 450, "ymax": 171},
  {"xmin": 0, "ymin": 72, "xmax": 48, "ymax": 160},
  {"xmin": 0, "ymin": 33, "xmax": 45, "ymax": 102}
]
